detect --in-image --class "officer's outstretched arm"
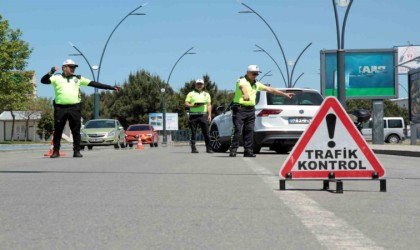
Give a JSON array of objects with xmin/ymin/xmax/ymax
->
[
  {"xmin": 264, "ymin": 86, "xmax": 294, "ymax": 99},
  {"xmin": 88, "ymin": 81, "xmax": 120, "ymax": 91}
]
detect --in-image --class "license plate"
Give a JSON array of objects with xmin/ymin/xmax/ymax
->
[
  {"xmin": 89, "ymin": 138, "xmax": 104, "ymax": 143},
  {"xmin": 288, "ymin": 117, "xmax": 311, "ymax": 124}
]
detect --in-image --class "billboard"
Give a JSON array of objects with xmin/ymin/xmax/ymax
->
[
  {"xmin": 320, "ymin": 48, "xmax": 398, "ymax": 99},
  {"xmin": 396, "ymin": 45, "xmax": 420, "ymax": 74},
  {"xmin": 149, "ymin": 113, "xmax": 179, "ymax": 131},
  {"xmin": 408, "ymin": 68, "xmax": 420, "ymax": 124}
]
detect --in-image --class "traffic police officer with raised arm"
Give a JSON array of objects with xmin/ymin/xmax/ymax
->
[
  {"xmin": 185, "ymin": 79, "xmax": 213, "ymax": 153},
  {"xmin": 41, "ymin": 59, "xmax": 120, "ymax": 158},
  {"xmin": 229, "ymin": 65, "xmax": 294, "ymax": 157}
]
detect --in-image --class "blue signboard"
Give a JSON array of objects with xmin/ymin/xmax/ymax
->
[{"xmin": 321, "ymin": 49, "xmax": 398, "ymax": 99}]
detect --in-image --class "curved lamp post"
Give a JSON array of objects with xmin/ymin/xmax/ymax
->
[
  {"xmin": 69, "ymin": 42, "xmax": 97, "ymax": 82},
  {"xmin": 163, "ymin": 47, "xmax": 196, "ymax": 144},
  {"xmin": 254, "ymin": 45, "xmax": 287, "ymax": 87},
  {"xmin": 332, "ymin": 0, "xmax": 353, "ymax": 106},
  {"xmin": 70, "ymin": 3, "xmax": 147, "ymax": 119},
  {"xmin": 259, "ymin": 70, "xmax": 272, "ymax": 82},
  {"xmin": 240, "ymin": 2, "xmax": 311, "ymax": 88}
]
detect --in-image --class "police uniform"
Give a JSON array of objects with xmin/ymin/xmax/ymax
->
[
  {"xmin": 230, "ymin": 75, "xmax": 265, "ymax": 157},
  {"xmin": 185, "ymin": 88, "xmax": 212, "ymax": 153},
  {"xmin": 41, "ymin": 59, "xmax": 117, "ymax": 158}
]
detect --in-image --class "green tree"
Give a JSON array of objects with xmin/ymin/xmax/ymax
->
[
  {"xmin": 108, "ymin": 70, "xmax": 170, "ymax": 128},
  {"xmin": 34, "ymin": 98, "xmax": 54, "ymax": 141},
  {"xmin": 0, "ymin": 15, "xmax": 33, "ymax": 141}
]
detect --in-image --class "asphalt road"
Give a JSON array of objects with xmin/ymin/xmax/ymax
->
[{"xmin": 0, "ymin": 145, "xmax": 419, "ymax": 249}]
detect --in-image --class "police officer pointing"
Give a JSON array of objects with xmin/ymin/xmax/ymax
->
[
  {"xmin": 229, "ymin": 65, "xmax": 294, "ymax": 157},
  {"xmin": 185, "ymin": 79, "xmax": 213, "ymax": 153},
  {"xmin": 41, "ymin": 59, "xmax": 120, "ymax": 158}
]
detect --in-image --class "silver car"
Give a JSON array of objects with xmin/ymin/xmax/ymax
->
[
  {"xmin": 209, "ymin": 88, "xmax": 324, "ymax": 154},
  {"xmin": 80, "ymin": 119, "xmax": 126, "ymax": 150}
]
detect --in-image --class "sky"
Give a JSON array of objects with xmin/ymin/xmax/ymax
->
[{"xmin": 2, "ymin": 0, "xmax": 419, "ymax": 99}]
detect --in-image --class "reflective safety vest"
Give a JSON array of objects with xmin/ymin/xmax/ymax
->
[
  {"xmin": 49, "ymin": 74, "xmax": 91, "ymax": 105},
  {"xmin": 233, "ymin": 76, "xmax": 265, "ymax": 106},
  {"xmin": 185, "ymin": 89, "xmax": 211, "ymax": 113}
]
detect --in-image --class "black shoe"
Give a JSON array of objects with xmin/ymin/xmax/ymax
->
[
  {"xmin": 206, "ymin": 148, "xmax": 213, "ymax": 153},
  {"xmin": 73, "ymin": 151, "xmax": 83, "ymax": 158},
  {"xmin": 244, "ymin": 150, "xmax": 256, "ymax": 157},
  {"xmin": 50, "ymin": 150, "xmax": 60, "ymax": 158},
  {"xmin": 191, "ymin": 148, "xmax": 199, "ymax": 153},
  {"xmin": 229, "ymin": 148, "xmax": 237, "ymax": 157}
]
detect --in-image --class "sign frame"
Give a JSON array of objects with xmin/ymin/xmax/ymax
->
[{"xmin": 320, "ymin": 48, "xmax": 398, "ymax": 99}]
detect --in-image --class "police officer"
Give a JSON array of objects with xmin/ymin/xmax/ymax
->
[
  {"xmin": 41, "ymin": 59, "xmax": 120, "ymax": 158},
  {"xmin": 229, "ymin": 65, "xmax": 294, "ymax": 157},
  {"xmin": 185, "ymin": 79, "xmax": 213, "ymax": 153}
]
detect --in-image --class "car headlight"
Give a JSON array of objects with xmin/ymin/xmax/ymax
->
[
  {"xmin": 108, "ymin": 130, "xmax": 116, "ymax": 137},
  {"xmin": 80, "ymin": 132, "xmax": 87, "ymax": 137},
  {"xmin": 146, "ymin": 134, "xmax": 153, "ymax": 137}
]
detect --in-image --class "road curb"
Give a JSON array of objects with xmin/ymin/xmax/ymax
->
[{"xmin": 372, "ymin": 149, "xmax": 420, "ymax": 157}]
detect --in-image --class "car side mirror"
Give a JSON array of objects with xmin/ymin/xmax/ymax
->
[
  {"xmin": 119, "ymin": 126, "xmax": 124, "ymax": 130},
  {"xmin": 216, "ymin": 106, "xmax": 226, "ymax": 115}
]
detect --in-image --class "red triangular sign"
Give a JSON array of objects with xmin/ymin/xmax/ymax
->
[{"xmin": 280, "ymin": 97, "xmax": 385, "ymax": 179}]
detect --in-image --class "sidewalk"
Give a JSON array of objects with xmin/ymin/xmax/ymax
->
[{"xmin": 369, "ymin": 143, "xmax": 420, "ymax": 157}]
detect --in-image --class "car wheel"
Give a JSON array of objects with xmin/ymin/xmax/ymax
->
[
  {"xmin": 87, "ymin": 145, "xmax": 93, "ymax": 150},
  {"xmin": 274, "ymin": 146, "xmax": 292, "ymax": 154},
  {"xmin": 210, "ymin": 125, "xmax": 229, "ymax": 152},
  {"xmin": 387, "ymin": 134, "xmax": 400, "ymax": 144},
  {"xmin": 120, "ymin": 137, "xmax": 126, "ymax": 148},
  {"xmin": 114, "ymin": 140, "xmax": 120, "ymax": 149}
]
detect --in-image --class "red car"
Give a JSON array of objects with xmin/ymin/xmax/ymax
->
[{"xmin": 125, "ymin": 124, "xmax": 159, "ymax": 148}]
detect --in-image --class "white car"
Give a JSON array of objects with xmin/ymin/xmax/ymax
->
[
  {"xmin": 209, "ymin": 88, "xmax": 324, "ymax": 154},
  {"xmin": 361, "ymin": 117, "xmax": 406, "ymax": 144}
]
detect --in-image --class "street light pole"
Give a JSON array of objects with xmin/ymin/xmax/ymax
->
[
  {"xmin": 254, "ymin": 45, "xmax": 287, "ymax": 87},
  {"xmin": 93, "ymin": 3, "xmax": 147, "ymax": 119},
  {"xmin": 239, "ymin": 2, "xmax": 290, "ymax": 87},
  {"xmin": 332, "ymin": 0, "xmax": 353, "ymax": 107},
  {"xmin": 163, "ymin": 47, "xmax": 196, "ymax": 144},
  {"xmin": 240, "ymin": 3, "xmax": 311, "ymax": 88},
  {"xmin": 259, "ymin": 70, "xmax": 272, "ymax": 82},
  {"xmin": 68, "ymin": 42, "xmax": 97, "ymax": 82}
]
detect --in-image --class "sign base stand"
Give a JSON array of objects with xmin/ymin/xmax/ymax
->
[{"xmin": 279, "ymin": 174, "xmax": 387, "ymax": 194}]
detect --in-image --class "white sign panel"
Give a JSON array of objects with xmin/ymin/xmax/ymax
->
[
  {"xmin": 149, "ymin": 113, "xmax": 178, "ymax": 131},
  {"xmin": 397, "ymin": 45, "xmax": 420, "ymax": 74}
]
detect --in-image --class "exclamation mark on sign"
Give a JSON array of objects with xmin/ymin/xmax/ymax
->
[{"xmin": 326, "ymin": 114, "xmax": 337, "ymax": 148}]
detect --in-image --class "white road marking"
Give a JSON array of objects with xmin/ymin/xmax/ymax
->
[{"xmin": 243, "ymin": 158, "xmax": 384, "ymax": 250}]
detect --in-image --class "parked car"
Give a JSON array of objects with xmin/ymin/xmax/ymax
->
[
  {"xmin": 125, "ymin": 124, "xmax": 159, "ymax": 148},
  {"xmin": 80, "ymin": 119, "xmax": 126, "ymax": 150},
  {"xmin": 361, "ymin": 117, "xmax": 406, "ymax": 143},
  {"xmin": 209, "ymin": 88, "xmax": 324, "ymax": 154}
]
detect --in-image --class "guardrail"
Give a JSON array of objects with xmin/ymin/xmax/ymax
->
[{"xmin": 170, "ymin": 130, "xmax": 204, "ymax": 142}]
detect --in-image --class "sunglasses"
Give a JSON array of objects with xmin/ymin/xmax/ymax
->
[
  {"xmin": 251, "ymin": 72, "xmax": 259, "ymax": 76},
  {"xmin": 67, "ymin": 65, "xmax": 77, "ymax": 69}
]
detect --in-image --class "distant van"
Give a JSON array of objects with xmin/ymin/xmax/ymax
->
[{"xmin": 361, "ymin": 117, "xmax": 405, "ymax": 144}]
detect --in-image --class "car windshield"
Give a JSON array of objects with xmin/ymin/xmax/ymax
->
[
  {"xmin": 266, "ymin": 91, "xmax": 323, "ymax": 106},
  {"xmin": 128, "ymin": 125, "xmax": 151, "ymax": 131},
  {"xmin": 85, "ymin": 120, "xmax": 115, "ymax": 128}
]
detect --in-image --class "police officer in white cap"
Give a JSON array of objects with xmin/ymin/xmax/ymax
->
[
  {"xmin": 41, "ymin": 59, "xmax": 120, "ymax": 158},
  {"xmin": 229, "ymin": 65, "xmax": 294, "ymax": 157},
  {"xmin": 185, "ymin": 79, "xmax": 213, "ymax": 153}
]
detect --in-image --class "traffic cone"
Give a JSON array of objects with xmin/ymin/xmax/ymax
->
[
  {"xmin": 135, "ymin": 136, "xmax": 144, "ymax": 150},
  {"xmin": 44, "ymin": 132, "xmax": 66, "ymax": 157}
]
